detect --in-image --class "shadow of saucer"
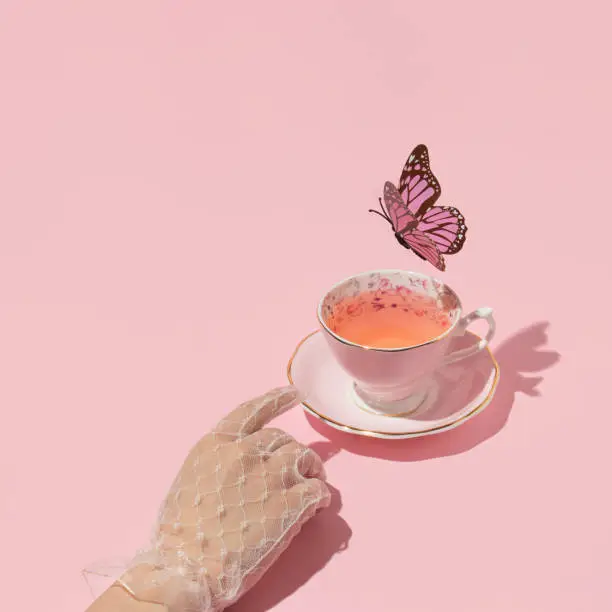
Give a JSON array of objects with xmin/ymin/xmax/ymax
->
[
  {"xmin": 229, "ymin": 483, "xmax": 351, "ymax": 612},
  {"xmin": 305, "ymin": 322, "xmax": 560, "ymax": 462}
]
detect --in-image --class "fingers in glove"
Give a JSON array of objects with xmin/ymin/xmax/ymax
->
[
  {"xmin": 243, "ymin": 427, "xmax": 295, "ymax": 454},
  {"xmin": 289, "ymin": 478, "xmax": 332, "ymax": 514},
  {"xmin": 213, "ymin": 386, "xmax": 302, "ymax": 440},
  {"xmin": 265, "ymin": 441, "xmax": 326, "ymax": 487}
]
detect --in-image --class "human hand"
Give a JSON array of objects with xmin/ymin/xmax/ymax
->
[{"xmin": 118, "ymin": 386, "xmax": 330, "ymax": 611}]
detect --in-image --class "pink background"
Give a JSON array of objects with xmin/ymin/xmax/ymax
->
[{"xmin": 1, "ymin": 2, "xmax": 610, "ymax": 610}]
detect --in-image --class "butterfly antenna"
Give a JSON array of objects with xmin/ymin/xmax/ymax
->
[
  {"xmin": 368, "ymin": 198, "xmax": 391, "ymax": 223},
  {"xmin": 368, "ymin": 209, "xmax": 391, "ymax": 223}
]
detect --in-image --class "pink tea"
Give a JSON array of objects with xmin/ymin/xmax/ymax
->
[{"xmin": 326, "ymin": 290, "xmax": 452, "ymax": 349}]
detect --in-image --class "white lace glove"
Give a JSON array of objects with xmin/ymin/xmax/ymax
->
[{"xmin": 117, "ymin": 386, "xmax": 330, "ymax": 611}]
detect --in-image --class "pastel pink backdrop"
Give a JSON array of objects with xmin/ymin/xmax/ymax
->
[{"xmin": 0, "ymin": 2, "xmax": 609, "ymax": 611}]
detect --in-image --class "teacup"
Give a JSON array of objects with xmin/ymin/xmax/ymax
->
[{"xmin": 317, "ymin": 269, "xmax": 496, "ymax": 415}]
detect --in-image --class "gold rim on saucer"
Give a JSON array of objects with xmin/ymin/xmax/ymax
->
[{"xmin": 286, "ymin": 330, "xmax": 500, "ymax": 438}]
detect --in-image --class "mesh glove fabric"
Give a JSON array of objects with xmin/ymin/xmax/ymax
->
[{"xmin": 118, "ymin": 386, "xmax": 330, "ymax": 611}]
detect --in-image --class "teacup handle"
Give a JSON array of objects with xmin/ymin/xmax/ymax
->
[{"xmin": 442, "ymin": 307, "xmax": 496, "ymax": 366}]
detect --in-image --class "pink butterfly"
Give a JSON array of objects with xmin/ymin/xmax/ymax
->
[{"xmin": 369, "ymin": 144, "xmax": 467, "ymax": 271}]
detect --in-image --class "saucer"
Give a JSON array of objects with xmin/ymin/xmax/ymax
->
[{"xmin": 287, "ymin": 330, "xmax": 500, "ymax": 439}]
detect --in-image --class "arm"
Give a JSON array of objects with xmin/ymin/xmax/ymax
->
[{"xmin": 86, "ymin": 585, "xmax": 166, "ymax": 612}]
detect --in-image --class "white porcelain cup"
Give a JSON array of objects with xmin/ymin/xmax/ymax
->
[{"xmin": 317, "ymin": 269, "xmax": 496, "ymax": 415}]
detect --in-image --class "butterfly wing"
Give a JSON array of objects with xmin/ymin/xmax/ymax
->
[
  {"xmin": 383, "ymin": 181, "xmax": 415, "ymax": 232},
  {"xmin": 400, "ymin": 229, "xmax": 446, "ymax": 271},
  {"xmin": 415, "ymin": 206, "xmax": 468, "ymax": 254},
  {"xmin": 398, "ymin": 144, "xmax": 441, "ymax": 216}
]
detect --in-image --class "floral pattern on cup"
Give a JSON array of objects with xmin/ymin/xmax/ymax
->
[{"xmin": 322, "ymin": 271, "xmax": 460, "ymax": 333}]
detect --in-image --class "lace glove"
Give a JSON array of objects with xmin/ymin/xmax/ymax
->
[{"xmin": 117, "ymin": 386, "xmax": 330, "ymax": 611}]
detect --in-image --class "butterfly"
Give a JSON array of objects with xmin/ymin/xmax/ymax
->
[{"xmin": 369, "ymin": 144, "xmax": 467, "ymax": 271}]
